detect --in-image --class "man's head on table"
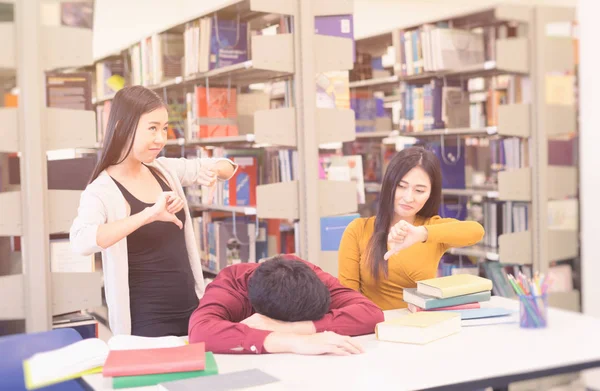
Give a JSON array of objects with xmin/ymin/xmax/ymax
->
[{"xmin": 248, "ymin": 255, "xmax": 331, "ymax": 322}]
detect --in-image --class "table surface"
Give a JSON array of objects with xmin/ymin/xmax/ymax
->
[{"xmin": 83, "ymin": 296, "xmax": 600, "ymax": 391}]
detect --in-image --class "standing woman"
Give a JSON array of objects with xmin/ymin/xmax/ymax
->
[
  {"xmin": 70, "ymin": 86, "xmax": 238, "ymax": 337},
  {"xmin": 338, "ymin": 146, "xmax": 485, "ymax": 310}
]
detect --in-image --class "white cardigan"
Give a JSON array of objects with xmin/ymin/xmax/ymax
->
[{"xmin": 70, "ymin": 156, "xmax": 229, "ymax": 335}]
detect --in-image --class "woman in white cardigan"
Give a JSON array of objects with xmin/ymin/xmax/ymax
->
[{"xmin": 70, "ymin": 85, "xmax": 237, "ymax": 336}]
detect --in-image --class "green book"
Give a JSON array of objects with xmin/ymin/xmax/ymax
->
[{"xmin": 112, "ymin": 352, "xmax": 218, "ymax": 389}]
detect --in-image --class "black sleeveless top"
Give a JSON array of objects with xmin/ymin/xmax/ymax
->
[{"xmin": 111, "ymin": 167, "xmax": 199, "ymax": 337}]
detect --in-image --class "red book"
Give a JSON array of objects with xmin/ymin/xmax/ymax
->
[
  {"xmin": 195, "ymin": 86, "xmax": 238, "ymax": 138},
  {"xmin": 227, "ymin": 156, "xmax": 257, "ymax": 207},
  {"xmin": 102, "ymin": 343, "xmax": 205, "ymax": 377}
]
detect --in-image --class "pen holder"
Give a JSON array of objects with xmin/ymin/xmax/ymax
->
[{"xmin": 519, "ymin": 294, "xmax": 548, "ymax": 329}]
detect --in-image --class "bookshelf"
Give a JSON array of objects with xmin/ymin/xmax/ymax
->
[
  {"xmin": 0, "ymin": 2, "xmax": 102, "ymax": 332},
  {"xmin": 348, "ymin": 4, "xmax": 579, "ymax": 311}
]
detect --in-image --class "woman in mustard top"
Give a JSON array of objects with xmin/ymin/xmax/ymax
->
[{"xmin": 338, "ymin": 146, "xmax": 485, "ymax": 310}]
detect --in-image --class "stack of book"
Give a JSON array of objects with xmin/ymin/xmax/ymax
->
[
  {"xmin": 375, "ymin": 275, "xmax": 497, "ymax": 345},
  {"xmin": 403, "ymin": 274, "xmax": 494, "ymax": 313},
  {"xmin": 103, "ymin": 342, "xmax": 217, "ymax": 389},
  {"xmin": 23, "ymin": 336, "xmax": 218, "ymax": 390}
]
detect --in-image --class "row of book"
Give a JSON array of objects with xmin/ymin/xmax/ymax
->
[
  {"xmin": 193, "ymin": 216, "xmax": 268, "ymax": 275},
  {"xmin": 183, "ymin": 147, "xmax": 376, "ymax": 212},
  {"xmin": 399, "ymin": 80, "xmax": 465, "ymax": 132},
  {"xmin": 397, "ymin": 75, "xmax": 529, "ymax": 133},
  {"xmin": 468, "ymin": 75, "xmax": 529, "ymax": 129},
  {"xmin": 96, "ymin": 70, "xmax": 352, "ymax": 145},
  {"xmin": 481, "ymin": 201, "xmax": 529, "ymax": 249},
  {"xmin": 183, "ymin": 147, "xmax": 299, "ymax": 209},
  {"xmin": 351, "ymin": 91, "xmax": 393, "ymax": 133},
  {"xmin": 183, "ymin": 88, "xmax": 271, "ymax": 141},
  {"xmin": 183, "ymin": 16, "xmax": 248, "ymax": 76},
  {"xmin": 392, "ymin": 23, "xmax": 518, "ymax": 77},
  {"xmin": 94, "ymin": 13, "xmax": 353, "ymax": 99}
]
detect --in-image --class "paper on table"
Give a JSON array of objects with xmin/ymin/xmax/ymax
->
[
  {"xmin": 158, "ymin": 369, "xmax": 280, "ymax": 391},
  {"xmin": 107, "ymin": 335, "xmax": 187, "ymax": 350}
]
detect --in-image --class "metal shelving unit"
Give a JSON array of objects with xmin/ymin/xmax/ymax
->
[
  {"xmin": 0, "ymin": 2, "xmax": 102, "ymax": 332},
  {"xmin": 442, "ymin": 188, "xmax": 499, "ymax": 199},
  {"xmin": 190, "ymin": 204, "xmax": 257, "ymax": 216},
  {"xmin": 448, "ymin": 245, "xmax": 500, "ymax": 262},
  {"xmin": 349, "ymin": 4, "xmax": 579, "ymax": 311}
]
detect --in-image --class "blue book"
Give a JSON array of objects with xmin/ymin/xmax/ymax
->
[
  {"xmin": 439, "ymin": 201, "xmax": 467, "ymax": 220},
  {"xmin": 209, "ymin": 17, "xmax": 248, "ymax": 70},
  {"xmin": 320, "ymin": 214, "xmax": 360, "ymax": 251},
  {"xmin": 429, "ymin": 142, "xmax": 466, "ymax": 189},
  {"xmin": 315, "ymin": 15, "xmax": 355, "ymax": 62},
  {"xmin": 447, "ymin": 307, "xmax": 514, "ymax": 320}
]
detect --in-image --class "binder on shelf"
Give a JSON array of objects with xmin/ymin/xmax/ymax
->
[
  {"xmin": 498, "ymin": 231, "xmax": 532, "ymax": 265},
  {"xmin": 547, "ymin": 166, "xmax": 577, "ymax": 200},
  {"xmin": 498, "ymin": 168, "xmax": 531, "ymax": 202},
  {"xmin": 314, "ymin": 35, "xmax": 354, "ymax": 73},
  {"xmin": 0, "ymin": 107, "xmax": 19, "ymax": 152},
  {"xmin": 0, "ymin": 191, "xmax": 22, "ymax": 236},
  {"xmin": 0, "ymin": 274, "xmax": 25, "ymax": 320},
  {"xmin": 49, "ymin": 190, "xmax": 83, "ymax": 234},
  {"xmin": 546, "ymin": 106, "xmax": 576, "ymax": 136},
  {"xmin": 52, "ymin": 272, "xmax": 103, "ymax": 316},
  {"xmin": 499, "ymin": 167, "xmax": 576, "ymax": 202},
  {"xmin": 496, "ymin": 38, "xmax": 530, "ymax": 74},
  {"xmin": 497, "ymin": 104, "xmax": 531, "ymax": 138},
  {"xmin": 45, "ymin": 108, "xmax": 96, "ymax": 150},
  {"xmin": 42, "ymin": 26, "xmax": 93, "ymax": 70},
  {"xmin": 548, "ymin": 290, "xmax": 580, "ymax": 312},
  {"xmin": 250, "ymin": 34, "xmax": 295, "ymax": 74},
  {"xmin": 548, "ymin": 229, "xmax": 578, "ymax": 262},
  {"xmin": 316, "ymin": 108, "xmax": 355, "ymax": 145},
  {"xmin": 318, "ymin": 180, "xmax": 358, "ymax": 217},
  {"xmin": 0, "ymin": 22, "xmax": 15, "ymax": 70},
  {"xmin": 256, "ymin": 181, "xmax": 299, "ymax": 220},
  {"xmin": 543, "ymin": 37, "xmax": 575, "ymax": 73},
  {"xmin": 498, "ymin": 229, "xmax": 576, "ymax": 266},
  {"xmin": 254, "ymin": 108, "xmax": 297, "ymax": 147}
]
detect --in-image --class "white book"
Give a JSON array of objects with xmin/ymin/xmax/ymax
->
[
  {"xmin": 23, "ymin": 335, "xmax": 186, "ymax": 390},
  {"xmin": 376, "ymin": 312, "xmax": 461, "ymax": 345}
]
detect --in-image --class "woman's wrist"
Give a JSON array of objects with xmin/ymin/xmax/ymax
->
[
  {"xmin": 140, "ymin": 206, "xmax": 155, "ymax": 225},
  {"xmin": 420, "ymin": 226, "xmax": 429, "ymax": 242},
  {"xmin": 213, "ymin": 158, "xmax": 238, "ymax": 180}
]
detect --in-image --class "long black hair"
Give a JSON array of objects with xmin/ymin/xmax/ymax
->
[
  {"xmin": 365, "ymin": 146, "xmax": 442, "ymax": 280},
  {"xmin": 89, "ymin": 86, "xmax": 166, "ymax": 183}
]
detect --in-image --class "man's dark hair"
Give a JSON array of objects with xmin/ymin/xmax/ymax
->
[{"xmin": 247, "ymin": 256, "xmax": 331, "ymax": 322}]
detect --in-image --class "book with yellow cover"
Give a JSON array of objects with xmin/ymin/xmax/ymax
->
[
  {"xmin": 376, "ymin": 312, "xmax": 461, "ymax": 345},
  {"xmin": 417, "ymin": 274, "xmax": 493, "ymax": 299}
]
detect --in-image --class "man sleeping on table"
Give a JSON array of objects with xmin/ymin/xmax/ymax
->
[{"xmin": 188, "ymin": 254, "xmax": 384, "ymax": 355}]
